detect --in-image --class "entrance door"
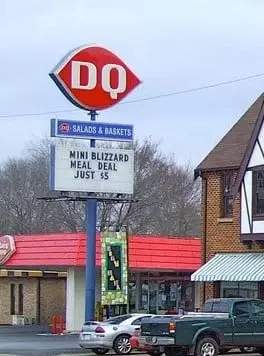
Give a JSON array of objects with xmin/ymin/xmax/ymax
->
[{"xmin": 149, "ymin": 282, "xmax": 158, "ymax": 314}]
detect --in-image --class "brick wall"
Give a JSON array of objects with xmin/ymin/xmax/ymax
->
[
  {"xmin": 40, "ymin": 278, "xmax": 66, "ymax": 325},
  {"xmin": 201, "ymin": 171, "xmax": 264, "ymax": 300},
  {"xmin": 0, "ymin": 277, "xmax": 66, "ymax": 325},
  {"xmin": 0, "ymin": 278, "xmax": 38, "ymax": 324}
]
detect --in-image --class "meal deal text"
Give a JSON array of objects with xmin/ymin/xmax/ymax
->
[{"xmin": 50, "ymin": 141, "xmax": 134, "ymax": 194}]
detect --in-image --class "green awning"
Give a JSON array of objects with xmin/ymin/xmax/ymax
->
[{"xmin": 191, "ymin": 253, "xmax": 264, "ymax": 282}]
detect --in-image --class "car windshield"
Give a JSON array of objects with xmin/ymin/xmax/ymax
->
[{"xmin": 104, "ymin": 314, "xmax": 132, "ymax": 325}]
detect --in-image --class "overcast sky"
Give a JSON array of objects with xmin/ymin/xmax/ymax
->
[{"xmin": 1, "ymin": 0, "xmax": 264, "ymax": 166}]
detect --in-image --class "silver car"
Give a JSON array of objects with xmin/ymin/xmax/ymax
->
[{"xmin": 79, "ymin": 313, "xmax": 153, "ymax": 355}]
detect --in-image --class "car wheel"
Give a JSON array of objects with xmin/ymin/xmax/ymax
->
[
  {"xmin": 195, "ymin": 337, "xmax": 219, "ymax": 356},
  {"xmin": 240, "ymin": 347, "xmax": 256, "ymax": 353},
  {"xmin": 113, "ymin": 335, "xmax": 132, "ymax": 355},
  {"xmin": 93, "ymin": 348, "xmax": 109, "ymax": 355}
]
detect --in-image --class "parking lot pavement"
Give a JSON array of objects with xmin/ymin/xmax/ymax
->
[
  {"xmin": 0, "ymin": 325, "xmax": 88, "ymax": 355},
  {"xmin": 0, "ymin": 327, "xmax": 260, "ymax": 356}
]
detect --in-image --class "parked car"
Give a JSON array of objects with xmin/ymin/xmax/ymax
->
[
  {"xmin": 139, "ymin": 298, "xmax": 264, "ymax": 356},
  {"xmin": 79, "ymin": 313, "xmax": 153, "ymax": 355}
]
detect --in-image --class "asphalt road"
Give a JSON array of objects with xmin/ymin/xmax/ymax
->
[
  {"xmin": 0, "ymin": 325, "xmax": 87, "ymax": 356},
  {"xmin": 0, "ymin": 326, "xmax": 261, "ymax": 356}
]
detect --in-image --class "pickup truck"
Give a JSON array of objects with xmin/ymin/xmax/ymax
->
[{"xmin": 139, "ymin": 298, "xmax": 264, "ymax": 356}]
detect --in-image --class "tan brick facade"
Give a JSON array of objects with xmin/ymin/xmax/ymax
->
[
  {"xmin": 201, "ymin": 171, "xmax": 264, "ymax": 301},
  {"xmin": 0, "ymin": 277, "xmax": 66, "ymax": 325},
  {"xmin": 40, "ymin": 278, "xmax": 66, "ymax": 325}
]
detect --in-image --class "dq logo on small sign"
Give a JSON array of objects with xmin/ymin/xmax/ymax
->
[
  {"xmin": 0, "ymin": 235, "xmax": 16, "ymax": 265},
  {"xmin": 49, "ymin": 45, "xmax": 141, "ymax": 111}
]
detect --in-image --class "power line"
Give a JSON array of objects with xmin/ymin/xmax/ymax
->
[{"xmin": 0, "ymin": 71, "xmax": 264, "ymax": 120}]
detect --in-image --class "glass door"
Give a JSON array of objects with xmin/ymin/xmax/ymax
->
[{"xmin": 149, "ymin": 282, "xmax": 158, "ymax": 314}]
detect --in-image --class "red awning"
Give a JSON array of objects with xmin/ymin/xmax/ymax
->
[{"xmin": 4, "ymin": 233, "xmax": 201, "ymax": 271}]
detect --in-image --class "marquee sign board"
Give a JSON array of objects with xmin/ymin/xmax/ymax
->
[
  {"xmin": 101, "ymin": 231, "xmax": 128, "ymax": 305},
  {"xmin": 49, "ymin": 45, "xmax": 141, "ymax": 111},
  {"xmin": 49, "ymin": 140, "xmax": 134, "ymax": 194},
  {"xmin": 50, "ymin": 119, "xmax": 134, "ymax": 142},
  {"xmin": 0, "ymin": 235, "xmax": 16, "ymax": 265}
]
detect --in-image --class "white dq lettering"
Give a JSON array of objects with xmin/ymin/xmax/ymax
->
[
  {"xmin": 71, "ymin": 61, "xmax": 97, "ymax": 90},
  {"xmin": 101, "ymin": 64, "xmax": 126, "ymax": 99},
  {"xmin": 71, "ymin": 61, "xmax": 127, "ymax": 100}
]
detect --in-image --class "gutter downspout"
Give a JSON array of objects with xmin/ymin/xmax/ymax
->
[{"xmin": 202, "ymin": 174, "xmax": 207, "ymax": 304}]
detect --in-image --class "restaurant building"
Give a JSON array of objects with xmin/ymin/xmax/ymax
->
[
  {"xmin": 0, "ymin": 232, "xmax": 200, "ymax": 330},
  {"xmin": 191, "ymin": 93, "xmax": 264, "ymax": 304}
]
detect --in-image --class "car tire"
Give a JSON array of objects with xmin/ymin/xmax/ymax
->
[
  {"xmin": 93, "ymin": 348, "xmax": 109, "ymax": 355},
  {"xmin": 195, "ymin": 337, "xmax": 219, "ymax": 356},
  {"xmin": 113, "ymin": 335, "xmax": 132, "ymax": 355}
]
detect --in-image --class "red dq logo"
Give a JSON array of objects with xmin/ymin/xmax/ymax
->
[
  {"xmin": 59, "ymin": 123, "xmax": 70, "ymax": 133},
  {"xmin": 0, "ymin": 235, "xmax": 16, "ymax": 265},
  {"xmin": 49, "ymin": 45, "xmax": 141, "ymax": 111}
]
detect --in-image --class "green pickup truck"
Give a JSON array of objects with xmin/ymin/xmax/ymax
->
[{"xmin": 139, "ymin": 298, "xmax": 264, "ymax": 356}]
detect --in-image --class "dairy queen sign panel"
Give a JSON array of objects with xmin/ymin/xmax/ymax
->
[
  {"xmin": 49, "ymin": 45, "xmax": 141, "ymax": 111},
  {"xmin": 50, "ymin": 140, "xmax": 134, "ymax": 194},
  {"xmin": 0, "ymin": 235, "xmax": 16, "ymax": 265}
]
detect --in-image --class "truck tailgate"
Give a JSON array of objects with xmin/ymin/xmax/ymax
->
[{"xmin": 141, "ymin": 316, "xmax": 180, "ymax": 336}]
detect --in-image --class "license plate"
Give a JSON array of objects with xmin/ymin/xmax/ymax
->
[{"xmin": 84, "ymin": 334, "xmax": 91, "ymax": 340}]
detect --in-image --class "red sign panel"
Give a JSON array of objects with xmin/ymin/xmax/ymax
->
[
  {"xmin": 0, "ymin": 235, "xmax": 16, "ymax": 265},
  {"xmin": 50, "ymin": 45, "xmax": 141, "ymax": 111}
]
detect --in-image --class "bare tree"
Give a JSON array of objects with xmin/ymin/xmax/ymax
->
[{"xmin": 0, "ymin": 138, "xmax": 200, "ymax": 236}]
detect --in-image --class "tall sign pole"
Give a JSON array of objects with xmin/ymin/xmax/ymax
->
[
  {"xmin": 86, "ymin": 109, "xmax": 97, "ymax": 320},
  {"xmin": 49, "ymin": 45, "xmax": 141, "ymax": 321}
]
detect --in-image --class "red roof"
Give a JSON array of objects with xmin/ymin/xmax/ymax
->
[{"xmin": 4, "ymin": 233, "xmax": 201, "ymax": 271}]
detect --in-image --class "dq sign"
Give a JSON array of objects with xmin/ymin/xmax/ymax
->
[
  {"xmin": 49, "ymin": 45, "xmax": 141, "ymax": 111},
  {"xmin": 0, "ymin": 235, "xmax": 16, "ymax": 265}
]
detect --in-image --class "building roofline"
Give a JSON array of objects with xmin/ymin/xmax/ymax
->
[{"xmin": 232, "ymin": 99, "xmax": 264, "ymax": 197}]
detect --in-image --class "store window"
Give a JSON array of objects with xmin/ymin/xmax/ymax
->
[
  {"xmin": 10, "ymin": 283, "xmax": 15, "ymax": 315},
  {"xmin": 221, "ymin": 281, "xmax": 258, "ymax": 299},
  {"xmin": 222, "ymin": 171, "xmax": 234, "ymax": 217},
  {"xmin": 130, "ymin": 272, "xmax": 194, "ymax": 313},
  {"xmin": 18, "ymin": 284, "xmax": 24, "ymax": 315},
  {"xmin": 253, "ymin": 170, "xmax": 264, "ymax": 219}
]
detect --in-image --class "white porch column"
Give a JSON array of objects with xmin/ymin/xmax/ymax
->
[
  {"xmin": 66, "ymin": 267, "xmax": 101, "ymax": 332},
  {"xmin": 66, "ymin": 267, "xmax": 85, "ymax": 332}
]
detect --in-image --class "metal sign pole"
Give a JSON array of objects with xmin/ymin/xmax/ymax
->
[{"xmin": 85, "ymin": 109, "xmax": 97, "ymax": 321}]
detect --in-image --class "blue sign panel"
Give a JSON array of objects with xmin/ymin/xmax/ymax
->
[{"xmin": 50, "ymin": 119, "xmax": 134, "ymax": 142}]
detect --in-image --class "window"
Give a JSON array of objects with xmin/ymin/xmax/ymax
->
[
  {"xmin": 253, "ymin": 170, "xmax": 264, "ymax": 218},
  {"xmin": 251, "ymin": 300, "xmax": 264, "ymax": 317},
  {"xmin": 212, "ymin": 301, "xmax": 230, "ymax": 313},
  {"xmin": 203, "ymin": 301, "xmax": 213, "ymax": 312},
  {"xmin": 222, "ymin": 171, "xmax": 234, "ymax": 217},
  {"xmin": 221, "ymin": 281, "xmax": 258, "ymax": 299},
  {"xmin": 10, "ymin": 283, "xmax": 15, "ymax": 315},
  {"xmin": 132, "ymin": 316, "xmax": 152, "ymax": 325},
  {"xmin": 18, "ymin": 284, "xmax": 23, "ymax": 315},
  {"xmin": 233, "ymin": 301, "xmax": 250, "ymax": 318},
  {"xmin": 105, "ymin": 314, "xmax": 131, "ymax": 325}
]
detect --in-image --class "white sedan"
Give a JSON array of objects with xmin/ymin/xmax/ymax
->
[{"xmin": 79, "ymin": 313, "xmax": 153, "ymax": 355}]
